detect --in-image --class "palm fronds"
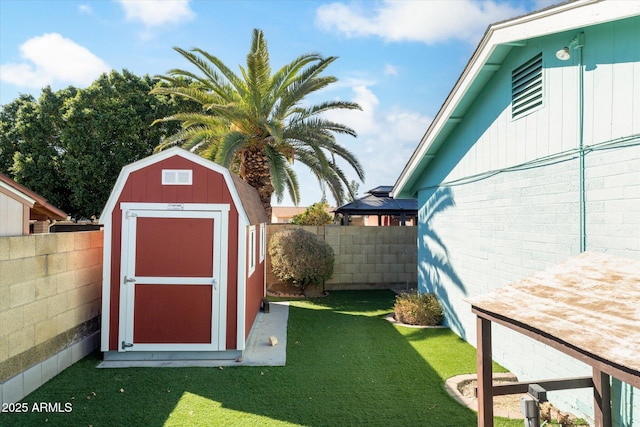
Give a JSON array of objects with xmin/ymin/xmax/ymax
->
[{"xmin": 151, "ymin": 28, "xmax": 364, "ymax": 212}]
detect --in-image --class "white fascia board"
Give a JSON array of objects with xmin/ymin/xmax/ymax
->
[
  {"xmin": 491, "ymin": 0, "xmax": 640, "ymax": 44},
  {"xmin": 392, "ymin": 40, "xmax": 497, "ymax": 198},
  {"xmin": 392, "ymin": 0, "xmax": 640, "ymax": 198},
  {"xmin": 0, "ymin": 181, "xmax": 36, "ymax": 207}
]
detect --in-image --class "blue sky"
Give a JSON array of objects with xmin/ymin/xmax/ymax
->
[{"xmin": 0, "ymin": 0, "xmax": 558, "ymax": 207}]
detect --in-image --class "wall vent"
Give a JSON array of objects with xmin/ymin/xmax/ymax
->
[
  {"xmin": 512, "ymin": 53, "xmax": 543, "ymax": 119},
  {"xmin": 162, "ymin": 169, "xmax": 193, "ymax": 185}
]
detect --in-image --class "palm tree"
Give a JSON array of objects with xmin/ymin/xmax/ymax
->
[{"xmin": 150, "ymin": 29, "xmax": 365, "ymax": 219}]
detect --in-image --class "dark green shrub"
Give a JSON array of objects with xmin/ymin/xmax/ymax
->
[
  {"xmin": 268, "ymin": 228, "xmax": 334, "ymax": 291},
  {"xmin": 393, "ymin": 291, "xmax": 444, "ymax": 326}
]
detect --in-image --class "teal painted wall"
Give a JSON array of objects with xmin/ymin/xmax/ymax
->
[{"xmin": 416, "ymin": 15, "xmax": 640, "ymax": 426}]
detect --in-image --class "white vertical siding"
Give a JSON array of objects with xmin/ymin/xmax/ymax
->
[
  {"xmin": 0, "ymin": 194, "xmax": 25, "ymax": 236},
  {"xmin": 441, "ymin": 18, "xmax": 640, "ymax": 186},
  {"xmin": 584, "ymin": 16, "xmax": 640, "ymax": 145}
]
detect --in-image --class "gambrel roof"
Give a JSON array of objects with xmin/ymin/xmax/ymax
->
[{"xmin": 99, "ymin": 147, "xmax": 267, "ymax": 225}]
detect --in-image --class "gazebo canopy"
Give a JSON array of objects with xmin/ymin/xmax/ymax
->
[
  {"xmin": 334, "ymin": 186, "xmax": 417, "ymax": 225},
  {"xmin": 468, "ymin": 251, "xmax": 640, "ymax": 426}
]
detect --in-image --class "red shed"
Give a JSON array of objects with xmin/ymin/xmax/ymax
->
[{"xmin": 99, "ymin": 147, "xmax": 268, "ymax": 362}]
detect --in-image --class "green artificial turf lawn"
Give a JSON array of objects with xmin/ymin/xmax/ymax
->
[{"xmin": 2, "ymin": 290, "xmax": 522, "ymax": 426}]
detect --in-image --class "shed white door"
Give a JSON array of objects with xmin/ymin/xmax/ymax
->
[{"xmin": 118, "ymin": 203, "xmax": 229, "ymax": 352}]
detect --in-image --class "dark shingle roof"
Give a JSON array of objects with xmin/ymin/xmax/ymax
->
[
  {"xmin": 230, "ymin": 173, "xmax": 268, "ymax": 225},
  {"xmin": 335, "ymin": 186, "xmax": 417, "ymax": 216}
]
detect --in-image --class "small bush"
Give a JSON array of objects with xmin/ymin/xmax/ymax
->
[
  {"xmin": 269, "ymin": 228, "xmax": 334, "ymax": 291},
  {"xmin": 394, "ymin": 291, "xmax": 444, "ymax": 326}
]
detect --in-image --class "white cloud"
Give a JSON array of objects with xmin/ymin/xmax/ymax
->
[
  {"xmin": 116, "ymin": 0, "xmax": 195, "ymax": 27},
  {"xmin": 316, "ymin": 0, "xmax": 526, "ymax": 44},
  {"xmin": 384, "ymin": 64, "xmax": 398, "ymax": 76},
  {"xmin": 276, "ymin": 84, "xmax": 430, "ymax": 206},
  {"xmin": 78, "ymin": 4, "xmax": 93, "ymax": 15},
  {"xmin": 0, "ymin": 33, "xmax": 110, "ymax": 88},
  {"xmin": 335, "ymin": 85, "xmax": 380, "ymax": 135},
  {"xmin": 324, "ymin": 84, "xmax": 431, "ymax": 192}
]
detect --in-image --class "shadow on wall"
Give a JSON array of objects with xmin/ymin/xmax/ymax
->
[
  {"xmin": 612, "ymin": 378, "xmax": 635, "ymax": 427},
  {"xmin": 418, "ymin": 187, "xmax": 467, "ymax": 339}
]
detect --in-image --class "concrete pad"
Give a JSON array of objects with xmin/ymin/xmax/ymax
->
[
  {"xmin": 240, "ymin": 301, "xmax": 288, "ymax": 366},
  {"xmin": 97, "ymin": 301, "xmax": 289, "ymax": 368}
]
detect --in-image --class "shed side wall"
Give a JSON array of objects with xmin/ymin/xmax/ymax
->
[{"xmin": 245, "ymin": 225, "xmax": 265, "ymax": 339}]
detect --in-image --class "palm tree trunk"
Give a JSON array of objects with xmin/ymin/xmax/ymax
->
[{"xmin": 240, "ymin": 145, "xmax": 274, "ymax": 221}]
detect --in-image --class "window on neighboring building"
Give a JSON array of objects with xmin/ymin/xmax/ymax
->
[{"xmin": 512, "ymin": 52, "xmax": 543, "ymax": 119}]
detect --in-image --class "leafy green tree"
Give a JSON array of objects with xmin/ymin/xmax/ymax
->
[
  {"xmin": 290, "ymin": 201, "xmax": 333, "ymax": 225},
  {"xmin": 2, "ymin": 88, "xmax": 72, "ymax": 210},
  {"xmin": 0, "ymin": 70, "xmax": 192, "ymax": 218},
  {"xmin": 151, "ymin": 28, "xmax": 365, "ymax": 219},
  {"xmin": 61, "ymin": 70, "xmax": 186, "ymax": 217},
  {"xmin": 0, "ymin": 94, "xmax": 34, "ymax": 173}
]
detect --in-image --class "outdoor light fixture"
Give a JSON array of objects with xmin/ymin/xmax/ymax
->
[
  {"xmin": 556, "ymin": 32, "xmax": 585, "ymax": 61},
  {"xmin": 556, "ymin": 47, "xmax": 571, "ymax": 60}
]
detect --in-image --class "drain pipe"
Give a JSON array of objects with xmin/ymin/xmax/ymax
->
[
  {"xmin": 576, "ymin": 33, "xmax": 586, "ymax": 253},
  {"xmin": 557, "ymin": 32, "xmax": 586, "ymax": 251}
]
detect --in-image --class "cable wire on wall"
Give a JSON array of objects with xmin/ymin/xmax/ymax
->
[{"xmin": 417, "ymin": 133, "xmax": 640, "ymax": 192}]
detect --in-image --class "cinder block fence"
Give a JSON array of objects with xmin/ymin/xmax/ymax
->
[
  {"xmin": 0, "ymin": 231, "xmax": 103, "ymax": 404},
  {"xmin": 266, "ymin": 225, "xmax": 418, "ymax": 292}
]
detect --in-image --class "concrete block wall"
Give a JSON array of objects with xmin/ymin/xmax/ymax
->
[
  {"xmin": 420, "ymin": 146, "xmax": 640, "ymax": 423},
  {"xmin": 585, "ymin": 144, "xmax": 640, "ymax": 258},
  {"xmin": 421, "ymin": 160, "xmax": 592, "ymax": 418},
  {"xmin": 584, "ymin": 145, "xmax": 640, "ymax": 426},
  {"xmin": 421, "ymin": 158, "xmax": 580, "ymax": 337},
  {"xmin": 266, "ymin": 225, "xmax": 417, "ymax": 291},
  {"xmin": 0, "ymin": 231, "xmax": 103, "ymax": 403}
]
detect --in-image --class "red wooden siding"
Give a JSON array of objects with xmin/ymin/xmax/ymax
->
[
  {"xmin": 245, "ymin": 228, "xmax": 265, "ymax": 339},
  {"xmin": 133, "ymin": 284, "xmax": 212, "ymax": 343},
  {"xmin": 127, "ymin": 157, "xmax": 227, "ymax": 204},
  {"xmin": 108, "ymin": 155, "xmax": 241, "ymax": 351}
]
